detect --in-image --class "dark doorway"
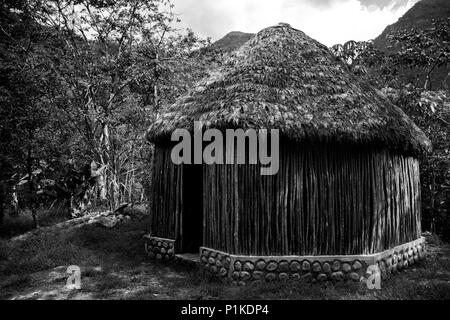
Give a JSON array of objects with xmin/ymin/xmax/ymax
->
[{"xmin": 180, "ymin": 164, "xmax": 203, "ymax": 253}]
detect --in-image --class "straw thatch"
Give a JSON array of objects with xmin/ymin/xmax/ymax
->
[{"xmin": 147, "ymin": 23, "xmax": 431, "ymax": 154}]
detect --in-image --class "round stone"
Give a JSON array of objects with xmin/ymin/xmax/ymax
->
[
  {"xmin": 331, "ymin": 271, "xmax": 344, "ymax": 282},
  {"xmin": 397, "ymin": 258, "xmax": 403, "ymax": 270},
  {"xmin": 393, "ymin": 254, "xmax": 398, "ymax": 264},
  {"xmin": 312, "ymin": 262, "xmax": 322, "ymax": 273},
  {"xmin": 167, "ymin": 249, "xmax": 174, "ymax": 255},
  {"xmin": 201, "ymin": 256, "xmax": 208, "ymax": 264},
  {"xmin": 302, "ymin": 261, "xmax": 311, "ymax": 271},
  {"xmin": 240, "ymin": 271, "xmax": 251, "ymax": 281},
  {"xmin": 216, "ymin": 260, "xmax": 223, "ymax": 267},
  {"xmin": 157, "ymin": 241, "xmax": 162, "ymax": 247},
  {"xmin": 156, "ymin": 254, "xmax": 162, "ymax": 260},
  {"xmin": 266, "ymin": 261, "xmax": 278, "ymax": 272},
  {"xmin": 301, "ymin": 273, "xmax": 313, "ymax": 282},
  {"xmin": 210, "ymin": 251, "xmax": 217, "ymax": 258},
  {"xmin": 291, "ymin": 273, "xmax": 301, "ymax": 281},
  {"xmin": 279, "ymin": 273, "xmax": 289, "ymax": 281},
  {"xmin": 322, "ymin": 262, "xmax": 331, "ymax": 273},
  {"xmin": 232, "ymin": 271, "xmax": 240, "ymax": 280},
  {"xmin": 349, "ymin": 272, "xmax": 360, "ymax": 281},
  {"xmin": 265, "ymin": 273, "xmax": 276, "ymax": 281},
  {"xmin": 252, "ymin": 271, "xmax": 264, "ymax": 280},
  {"xmin": 279, "ymin": 261, "xmax": 289, "ymax": 272},
  {"xmin": 202, "ymin": 249, "xmax": 209, "ymax": 257},
  {"xmin": 211, "ymin": 266, "xmax": 218, "ymax": 273},
  {"xmin": 403, "ymin": 253, "xmax": 409, "ymax": 261},
  {"xmin": 413, "ymin": 247, "xmax": 418, "ymax": 255},
  {"xmin": 408, "ymin": 248, "xmax": 414, "ymax": 258},
  {"xmin": 317, "ymin": 273, "xmax": 328, "ymax": 282},
  {"xmin": 168, "ymin": 242, "xmax": 174, "ymax": 248},
  {"xmin": 256, "ymin": 260, "xmax": 266, "ymax": 271},
  {"xmin": 160, "ymin": 248, "xmax": 166, "ymax": 254},
  {"xmin": 162, "ymin": 242, "xmax": 169, "ymax": 248},
  {"xmin": 385, "ymin": 257, "xmax": 392, "ymax": 267},
  {"xmin": 342, "ymin": 263, "xmax": 351, "ymax": 273},
  {"xmin": 352, "ymin": 260, "xmax": 362, "ymax": 271},
  {"xmin": 223, "ymin": 257, "xmax": 231, "ymax": 268},
  {"xmin": 208, "ymin": 257, "xmax": 216, "ymax": 265},
  {"xmin": 379, "ymin": 261, "xmax": 386, "ymax": 277},
  {"xmin": 217, "ymin": 253, "xmax": 223, "ymax": 261},
  {"xmin": 290, "ymin": 261, "xmax": 301, "ymax": 272},
  {"xmin": 413, "ymin": 254, "xmax": 419, "ymax": 263},
  {"xmin": 234, "ymin": 261, "xmax": 242, "ymax": 271},
  {"xmin": 151, "ymin": 239, "xmax": 157, "ymax": 246},
  {"xmin": 403, "ymin": 260, "xmax": 409, "ymax": 269},
  {"xmin": 332, "ymin": 260, "xmax": 341, "ymax": 271},
  {"xmin": 163, "ymin": 254, "xmax": 170, "ymax": 261},
  {"xmin": 219, "ymin": 268, "xmax": 228, "ymax": 277},
  {"xmin": 243, "ymin": 262, "xmax": 254, "ymax": 272}
]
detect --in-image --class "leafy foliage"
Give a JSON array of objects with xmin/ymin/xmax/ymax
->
[
  {"xmin": 388, "ymin": 18, "xmax": 450, "ymax": 90},
  {"xmin": 0, "ymin": 0, "xmax": 213, "ymax": 228}
]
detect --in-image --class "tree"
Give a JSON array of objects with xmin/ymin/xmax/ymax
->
[
  {"xmin": 30, "ymin": 0, "xmax": 212, "ymax": 210},
  {"xmin": 389, "ymin": 18, "xmax": 450, "ymax": 90}
]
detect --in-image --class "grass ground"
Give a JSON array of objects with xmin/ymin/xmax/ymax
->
[
  {"xmin": 0, "ymin": 208, "xmax": 69, "ymax": 238},
  {"xmin": 0, "ymin": 215, "xmax": 449, "ymax": 300}
]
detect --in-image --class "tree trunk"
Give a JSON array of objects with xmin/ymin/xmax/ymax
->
[
  {"xmin": 27, "ymin": 139, "xmax": 39, "ymax": 229},
  {"xmin": 10, "ymin": 185, "xmax": 19, "ymax": 216},
  {"xmin": 430, "ymin": 166, "xmax": 436, "ymax": 233},
  {"xmin": 0, "ymin": 182, "xmax": 5, "ymax": 228}
]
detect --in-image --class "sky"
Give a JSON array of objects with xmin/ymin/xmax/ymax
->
[{"xmin": 170, "ymin": 0, "xmax": 419, "ymax": 46}]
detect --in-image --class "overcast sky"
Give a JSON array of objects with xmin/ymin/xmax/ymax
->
[{"xmin": 170, "ymin": 0, "xmax": 419, "ymax": 46}]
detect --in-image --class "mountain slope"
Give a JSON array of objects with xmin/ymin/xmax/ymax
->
[
  {"xmin": 374, "ymin": 0, "xmax": 450, "ymax": 50},
  {"xmin": 374, "ymin": 0, "xmax": 450, "ymax": 89},
  {"xmin": 210, "ymin": 31, "xmax": 254, "ymax": 53}
]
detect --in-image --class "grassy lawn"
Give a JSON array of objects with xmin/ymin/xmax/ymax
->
[{"xmin": 0, "ymin": 215, "xmax": 449, "ymax": 300}]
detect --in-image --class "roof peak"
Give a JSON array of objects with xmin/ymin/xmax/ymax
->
[{"xmin": 276, "ymin": 22, "xmax": 291, "ymax": 27}]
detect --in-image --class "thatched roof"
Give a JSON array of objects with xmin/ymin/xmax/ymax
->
[{"xmin": 147, "ymin": 23, "xmax": 431, "ymax": 154}]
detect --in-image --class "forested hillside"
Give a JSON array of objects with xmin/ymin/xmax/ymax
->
[
  {"xmin": 210, "ymin": 31, "xmax": 254, "ymax": 52},
  {"xmin": 374, "ymin": 0, "xmax": 450, "ymax": 89}
]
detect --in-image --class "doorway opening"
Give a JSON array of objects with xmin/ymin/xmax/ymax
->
[{"xmin": 179, "ymin": 164, "xmax": 203, "ymax": 254}]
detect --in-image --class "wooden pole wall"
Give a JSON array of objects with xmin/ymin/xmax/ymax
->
[
  {"xmin": 150, "ymin": 145, "xmax": 183, "ymax": 240},
  {"xmin": 202, "ymin": 142, "xmax": 422, "ymax": 256},
  {"xmin": 150, "ymin": 142, "xmax": 422, "ymax": 256}
]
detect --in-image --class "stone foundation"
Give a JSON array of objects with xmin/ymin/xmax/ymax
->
[
  {"xmin": 200, "ymin": 237, "xmax": 426, "ymax": 284},
  {"xmin": 144, "ymin": 235, "xmax": 175, "ymax": 260}
]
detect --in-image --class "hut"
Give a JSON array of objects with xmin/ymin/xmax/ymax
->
[{"xmin": 145, "ymin": 23, "xmax": 431, "ymax": 283}]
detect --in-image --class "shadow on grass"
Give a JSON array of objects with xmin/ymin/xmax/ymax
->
[{"xmin": 2, "ymin": 217, "xmax": 450, "ymax": 300}]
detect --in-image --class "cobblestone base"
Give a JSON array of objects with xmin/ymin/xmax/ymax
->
[
  {"xmin": 200, "ymin": 237, "xmax": 426, "ymax": 284},
  {"xmin": 144, "ymin": 235, "xmax": 175, "ymax": 261}
]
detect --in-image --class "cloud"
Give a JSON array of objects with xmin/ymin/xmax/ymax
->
[
  {"xmin": 170, "ymin": 0, "xmax": 419, "ymax": 46},
  {"xmin": 357, "ymin": 0, "xmax": 413, "ymax": 10}
]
